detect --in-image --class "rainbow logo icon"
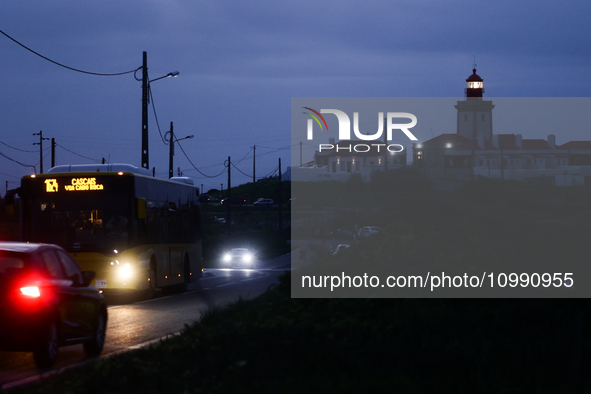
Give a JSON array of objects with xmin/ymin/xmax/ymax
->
[{"xmin": 302, "ymin": 107, "xmax": 329, "ymax": 131}]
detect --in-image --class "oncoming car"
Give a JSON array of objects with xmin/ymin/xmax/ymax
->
[
  {"xmin": 221, "ymin": 248, "xmax": 255, "ymax": 268},
  {"xmin": 253, "ymin": 198, "xmax": 273, "ymax": 207},
  {"xmin": 0, "ymin": 242, "xmax": 107, "ymax": 368},
  {"xmin": 358, "ymin": 226, "xmax": 382, "ymax": 238}
]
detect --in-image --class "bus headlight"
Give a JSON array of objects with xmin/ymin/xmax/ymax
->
[{"xmin": 118, "ymin": 263, "xmax": 133, "ymax": 280}]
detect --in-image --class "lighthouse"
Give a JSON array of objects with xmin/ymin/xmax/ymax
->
[{"xmin": 455, "ymin": 68, "xmax": 494, "ymax": 140}]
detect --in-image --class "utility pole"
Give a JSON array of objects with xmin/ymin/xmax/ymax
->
[
  {"xmin": 278, "ymin": 157, "xmax": 282, "ymax": 232},
  {"xmin": 141, "ymin": 51, "xmax": 149, "ymax": 170},
  {"xmin": 252, "ymin": 145, "xmax": 256, "ymax": 183},
  {"xmin": 168, "ymin": 122, "xmax": 174, "ymax": 179},
  {"xmin": 383, "ymin": 119, "xmax": 388, "ymax": 171},
  {"xmin": 51, "ymin": 138, "xmax": 56, "ymax": 168},
  {"xmin": 33, "ymin": 130, "xmax": 49, "ymax": 174},
  {"xmin": 300, "ymin": 141, "xmax": 302, "ymax": 167},
  {"xmin": 500, "ymin": 146, "xmax": 504, "ymax": 180},
  {"xmin": 226, "ymin": 156, "xmax": 231, "ymax": 235}
]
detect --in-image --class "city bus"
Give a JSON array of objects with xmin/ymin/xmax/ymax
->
[{"xmin": 16, "ymin": 164, "xmax": 203, "ymax": 296}]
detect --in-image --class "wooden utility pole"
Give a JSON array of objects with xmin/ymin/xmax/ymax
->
[{"xmin": 278, "ymin": 158, "xmax": 282, "ymax": 231}]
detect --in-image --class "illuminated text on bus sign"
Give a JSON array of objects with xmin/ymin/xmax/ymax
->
[{"xmin": 64, "ymin": 178, "xmax": 104, "ymax": 191}]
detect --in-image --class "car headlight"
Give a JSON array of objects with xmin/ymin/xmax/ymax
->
[
  {"xmin": 223, "ymin": 253, "xmax": 232, "ymax": 262},
  {"xmin": 243, "ymin": 253, "xmax": 253, "ymax": 263}
]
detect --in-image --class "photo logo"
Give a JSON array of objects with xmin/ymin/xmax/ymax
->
[
  {"xmin": 303, "ymin": 108, "xmax": 418, "ymax": 153},
  {"xmin": 302, "ymin": 107, "xmax": 329, "ymax": 137}
]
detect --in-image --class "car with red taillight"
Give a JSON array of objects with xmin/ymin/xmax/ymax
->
[{"xmin": 0, "ymin": 242, "xmax": 107, "ymax": 368}]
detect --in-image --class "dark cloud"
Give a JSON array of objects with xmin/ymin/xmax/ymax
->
[{"xmin": 0, "ymin": 0, "xmax": 589, "ymax": 191}]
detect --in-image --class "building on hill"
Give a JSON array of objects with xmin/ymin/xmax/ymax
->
[
  {"xmin": 292, "ymin": 137, "xmax": 407, "ymax": 182},
  {"xmin": 412, "ymin": 68, "xmax": 591, "ymax": 186}
]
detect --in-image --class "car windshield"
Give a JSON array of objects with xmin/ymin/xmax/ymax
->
[{"xmin": 230, "ymin": 248, "xmax": 248, "ymax": 255}]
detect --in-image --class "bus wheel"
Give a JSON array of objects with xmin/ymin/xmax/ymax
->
[{"xmin": 182, "ymin": 256, "xmax": 190, "ymax": 292}]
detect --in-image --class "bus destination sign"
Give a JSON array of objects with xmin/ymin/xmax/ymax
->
[{"xmin": 44, "ymin": 177, "xmax": 105, "ymax": 192}]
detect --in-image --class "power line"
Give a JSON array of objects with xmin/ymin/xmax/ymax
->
[
  {"xmin": 235, "ymin": 147, "xmax": 253, "ymax": 165},
  {"xmin": 256, "ymin": 145, "xmax": 291, "ymax": 150},
  {"xmin": 0, "ymin": 140, "xmax": 37, "ymax": 153},
  {"xmin": 0, "ymin": 150, "xmax": 37, "ymax": 173},
  {"xmin": 55, "ymin": 143, "xmax": 101, "ymax": 163},
  {"xmin": 231, "ymin": 161, "xmax": 279, "ymax": 180},
  {"xmin": 0, "ymin": 29, "xmax": 138, "ymax": 76},
  {"xmin": 34, "ymin": 150, "xmax": 52, "ymax": 167},
  {"xmin": 230, "ymin": 161, "xmax": 252, "ymax": 178},
  {"xmin": 148, "ymin": 85, "xmax": 168, "ymax": 145},
  {"xmin": 175, "ymin": 139, "xmax": 227, "ymax": 179},
  {"xmin": 260, "ymin": 165, "xmax": 280, "ymax": 179}
]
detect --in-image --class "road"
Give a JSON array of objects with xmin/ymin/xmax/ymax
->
[{"xmin": 0, "ymin": 253, "xmax": 291, "ymax": 390}]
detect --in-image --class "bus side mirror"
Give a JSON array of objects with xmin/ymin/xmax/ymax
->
[{"xmin": 137, "ymin": 198, "xmax": 147, "ymax": 220}]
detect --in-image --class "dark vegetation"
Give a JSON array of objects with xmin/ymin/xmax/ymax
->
[
  {"xmin": 293, "ymin": 170, "xmax": 591, "ymax": 289},
  {"xmin": 8, "ymin": 272, "xmax": 591, "ymax": 393},
  {"xmin": 208, "ymin": 178, "xmax": 291, "ymax": 206}
]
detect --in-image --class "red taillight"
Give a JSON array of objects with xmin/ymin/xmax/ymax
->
[{"xmin": 20, "ymin": 286, "xmax": 41, "ymax": 297}]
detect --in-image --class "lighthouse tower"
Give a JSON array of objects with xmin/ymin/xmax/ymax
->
[{"xmin": 455, "ymin": 68, "xmax": 494, "ymax": 141}]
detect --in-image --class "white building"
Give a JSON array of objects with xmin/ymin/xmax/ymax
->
[{"xmin": 292, "ymin": 138, "xmax": 408, "ymax": 182}]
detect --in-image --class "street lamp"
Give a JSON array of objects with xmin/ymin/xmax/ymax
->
[
  {"xmin": 166, "ymin": 121, "xmax": 194, "ymax": 179},
  {"xmin": 150, "ymin": 71, "xmax": 179, "ymax": 83},
  {"xmin": 137, "ymin": 51, "xmax": 179, "ymax": 171}
]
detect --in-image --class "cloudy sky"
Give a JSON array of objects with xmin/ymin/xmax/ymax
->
[{"xmin": 1, "ymin": 1, "xmax": 590, "ymax": 194}]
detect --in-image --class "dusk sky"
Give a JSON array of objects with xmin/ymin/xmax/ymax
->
[{"xmin": 1, "ymin": 1, "xmax": 590, "ymax": 195}]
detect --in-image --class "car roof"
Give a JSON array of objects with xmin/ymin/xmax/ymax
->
[{"xmin": 0, "ymin": 242, "xmax": 50, "ymax": 253}]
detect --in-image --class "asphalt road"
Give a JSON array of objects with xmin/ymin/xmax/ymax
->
[{"xmin": 0, "ymin": 253, "xmax": 291, "ymax": 390}]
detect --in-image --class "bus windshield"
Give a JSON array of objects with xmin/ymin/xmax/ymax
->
[{"xmin": 30, "ymin": 194, "xmax": 131, "ymax": 252}]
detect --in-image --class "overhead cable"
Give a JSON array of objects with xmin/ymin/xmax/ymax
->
[
  {"xmin": 175, "ymin": 140, "xmax": 227, "ymax": 179},
  {"xmin": 0, "ymin": 150, "xmax": 37, "ymax": 172},
  {"xmin": 56, "ymin": 143, "xmax": 101, "ymax": 162},
  {"xmin": 0, "ymin": 140, "xmax": 37, "ymax": 153},
  {"xmin": 148, "ymin": 86, "xmax": 168, "ymax": 145},
  {"xmin": 0, "ymin": 29, "xmax": 137, "ymax": 76}
]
